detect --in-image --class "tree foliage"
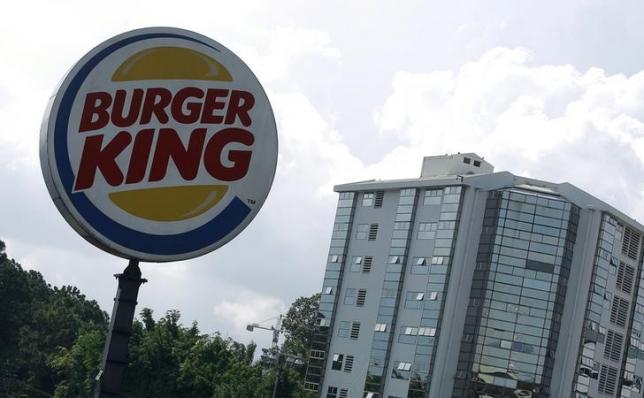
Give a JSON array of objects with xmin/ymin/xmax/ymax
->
[
  {"xmin": 0, "ymin": 241, "xmax": 320, "ymax": 397},
  {"xmin": 281, "ymin": 293, "xmax": 320, "ymax": 360},
  {"xmin": 0, "ymin": 240, "xmax": 108, "ymax": 395}
]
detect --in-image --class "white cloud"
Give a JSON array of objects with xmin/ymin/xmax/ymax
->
[
  {"xmin": 213, "ymin": 290, "xmax": 286, "ymax": 334},
  {"xmin": 372, "ymin": 47, "xmax": 644, "ymax": 221}
]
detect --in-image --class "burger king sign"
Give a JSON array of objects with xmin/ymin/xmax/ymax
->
[{"xmin": 40, "ymin": 27, "xmax": 278, "ymax": 262}]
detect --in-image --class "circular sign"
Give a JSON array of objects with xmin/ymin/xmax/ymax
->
[{"xmin": 40, "ymin": 27, "xmax": 278, "ymax": 262}]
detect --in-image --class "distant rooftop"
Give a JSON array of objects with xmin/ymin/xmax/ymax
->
[
  {"xmin": 420, "ymin": 153, "xmax": 494, "ymax": 177},
  {"xmin": 334, "ymin": 153, "xmax": 643, "ymax": 231}
]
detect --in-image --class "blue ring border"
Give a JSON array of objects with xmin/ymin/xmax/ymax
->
[{"xmin": 53, "ymin": 32, "xmax": 251, "ymax": 256}]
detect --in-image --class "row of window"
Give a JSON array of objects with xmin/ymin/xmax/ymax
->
[
  {"xmin": 360, "ymin": 189, "xmax": 445, "ymax": 208},
  {"xmin": 344, "ymin": 254, "xmax": 449, "ymax": 273},
  {"xmin": 334, "ymin": 320, "xmax": 437, "ymax": 340},
  {"xmin": 325, "ymin": 287, "xmax": 440, "ymax": 308},
  {"xmin": 356, "ymin": 224, "xmax": 379, "ymax": 240},
  {"xmin": 353, "ymin": 222, "xmax": 444, "ymax": 241},
  {"xmin": 329, "ymin": 352, "xmax": 431, "ymax": 384}
]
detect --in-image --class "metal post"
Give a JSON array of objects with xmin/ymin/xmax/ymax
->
[{"xmin": 94, "ymin": 259, "xmax": 146, "ymax": 397}]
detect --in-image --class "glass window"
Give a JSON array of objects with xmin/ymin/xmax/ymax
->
[
  {"xmin": 351, "ymin": 256, "xmax": 362, "ymax": 272},
  {"xmin": 331, "ymin": 354, "xmax": 344, "ymax": 370},
  {"xmin": 405, "ymin": 292, "xmax": 424, "ymax": 309},
  {"xmin": 404, "ymin": 327, "xmax": 418, "ymax": 335},
  {"xmin": 419, "ymin": 327, "xmax": 436, "ymax": 336},
  {"xmin": 355, "ymin": 224, "xmax": 369, "ymax": 239},
  {"xmin": 344, "ymin": 289, "xmax": 357, "ymax": 305},
  {"xmin": 363, "ymin": 193, "xmax": 374, "ymax": 207},
  {"xmin": 424, "ymin": 189, "xmax": 442, "ymax": 205},
  {"xmin": 337, "ymin": 321, "xmax": 349, "ymax": 338},
  {"xmin": 418, "ymin": 223, "xmax": 438, "ymax": 240},
  {"xmin": 392, "ymin": 361, "xmax": 412, "ymax": 379}
]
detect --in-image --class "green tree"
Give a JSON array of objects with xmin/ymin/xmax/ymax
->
[
  {"xmin": 0, "ymin": 241, "xmax": 320, "ymax": 397},
  {"xmin": 0, "ymin": 240, "xmax": 108, "ymax": 395},
  {"xmin": 281, "ymin": 293, "xmax": 320, "ymax": 360},
  {"xmin": 260, "ymin": 293, "xmax": 320, "ymax": 398},
  {"xmin": 51, "ymin": 329, "xmax": 105, "ymax": 397}
]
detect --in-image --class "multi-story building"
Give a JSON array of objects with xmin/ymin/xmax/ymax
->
[{"xmin": 303, "ymin": 153, "xmax": 644, "ymax": 398}]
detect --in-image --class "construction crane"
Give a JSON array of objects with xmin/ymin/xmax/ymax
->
[{"xmin": 246, "ymin": 315, "xmax": 283, "ymax": 398}]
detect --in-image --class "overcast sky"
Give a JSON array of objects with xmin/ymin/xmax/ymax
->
[{"xmin": 2, "ymin": 0, "xmax": 644, "ymax": 352}]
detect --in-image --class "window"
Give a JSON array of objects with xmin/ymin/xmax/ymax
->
[
  {"xmin": 415, "ymin": 257, "xmax": 427, "ymax": 266},
  {"xmin": 311, "ymin": 350, "xmax": 325, "ymax": 359},
  {"xmin": 428, "ymin": 291, "xmax": 438, "ymax": 300},
  {"xmin": 351, "ymin": 256, "xmax": 363, "ymax": 272},
  {"xmin": 362, "ymin": 256, "xmax": 373, "ymax": 273},
  {"xmin": 362, "ymin": 193, "xmax": 374, "ymax": 207},
  {"xmin": 374, "ymin": 323, "xmax": 387, "ymax": 332},
  {"xmin": 304, "ymin": 382, "xmax": 319, "ymax": 392},
  {"xmin": 404, "ymin": 327, "xmax": 418, "ymax": 335},
  {"xmin": 397, "ymin": 362, "xmax": 411, "ymax": 371},
  {"xmin": 374, "ymin": 191, "xmax": 384, "ymax": 208},
  {"xmin": 344, "ymin": 289, "xmax": 357, "ymax": 305},
  {"xmin": 355, "ymin": 224, "xmax": 368, "ymax": 239},
  {"xmin": 327, "ymin": 386, "xmax": 338, "ymax": 398},
  {"xmin": 473, "ymin": 160, "xmax": 481, "ymax": 167},
  {"xmin": 357, "ymin": 289, "xmax": 367, "ymax": 306},
  {"xmin": 424, "ymin": 189, "xmax": 442, "ymax": 205},
  {"xmin": 337, "ymin": 321, "xmax": 350, "ymax": 338},
  {"xmin": 328, "ymin": 255, "xmax": 339, "ymax": 263},
  {"xmin": 405, "ymin": 291, "xmax": 424, "ymax": 309},
  {"xmin": 399, "ymin": 327, "xmax": 417, "ymax": 344},
  {"xmin": 331, "ymin": 354, "xmax": 344, "ymax": 370},
  {"xmin": 463, "ymin": 157, "xmax": 471, "ymax": 164},
  {"xmin": 388, "ymin": 255, "xmax": 401, "ymax": 264},
  {"xmin": 418, "ymin": 327, "xmax": 436, "ymax": 336},
  {"xmin": 368, "ymin": 224, "xmax": 379, "ymax": 240},
  {"xmin": 417, "ymin": 222, "xmax": 437, "ymax": 239},
  {"xmin": 431, "ymin": 256, "xmax": 446, "ymax": 265},
  {"xmin": 392, "ymin": 361, "xmax": 412, "ymax": 379},
  {"xmin": 339, "ymin": 389, "xmax": 348, "ymax": 398},
  {"xmin": 324, "ymin": 287, "xmax": 334, "ymax": 294},
  {"xmin": 344, "ymin": 356, "xmax": 354, "ymax": 372},
  {"xmin": 350, "ymin": 322, "xmax": 361, "ymax": 339}
]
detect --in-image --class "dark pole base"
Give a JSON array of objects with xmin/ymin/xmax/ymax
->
[{"xmin": 94, "ymin": 259, "xmax": 146, "ymax": 398}]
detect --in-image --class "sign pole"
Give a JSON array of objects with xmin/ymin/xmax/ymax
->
[
  {"xmin": 94, "ymin": 260, "xmax": 146, "ymax": 397},
  {"xmin": 40, "ymin": 27, "xmax": 278, "ymax": 395}
]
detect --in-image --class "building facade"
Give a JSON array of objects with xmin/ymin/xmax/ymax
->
[{"xmin": 303, "ymin": 153, "xmax": 644, "ymax": 398}]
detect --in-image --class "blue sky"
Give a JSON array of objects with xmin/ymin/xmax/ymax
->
[{"xmin": 1, "ymin": 0, "xmax": 643, "ymax": 352}]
